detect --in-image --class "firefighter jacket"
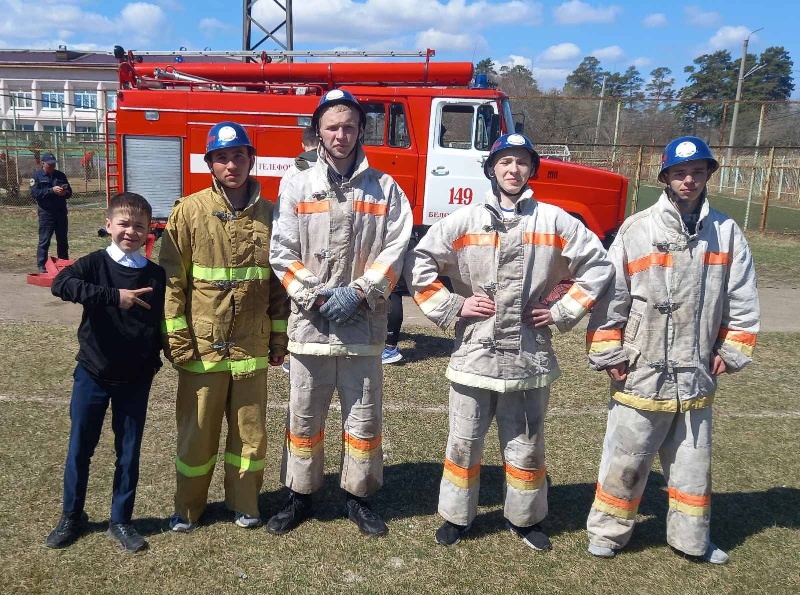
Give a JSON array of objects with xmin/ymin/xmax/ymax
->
[
  {"xmin": 270, "ymin": 146, "xmax": 413, "ymax": 356},
  {"xmin": 408, "ymin": 189, "xmax": 613, "ymax": 392},
  {"xmin": 160, "ymin": 178, "xmax": 289, "ymax": 378},
  {"xmin": 586, "ymin": 191, "xmax": 760, "ymax": 411}
]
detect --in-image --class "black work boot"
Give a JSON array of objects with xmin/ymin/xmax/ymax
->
[
  {"xmin": 344, "ymin": 495, "xmax": 388, "ymax": 536},
  {"xmin": 435, "ymin": 520, "xmax": 471, "ymax": 546},
  {"xmin": 107, "ymin": 522, "xmax": 148, "ymax": 553},
  {"xmin": 46, "ymin": 511, "xmax": 89, "ymax": 549},
  {"xmin": 506, "ymin": 520, "xmax": 552, "ymax": 551},
  {"xmin": 266, "ymin": 490, "xmax": 313, "ymax": 535}
]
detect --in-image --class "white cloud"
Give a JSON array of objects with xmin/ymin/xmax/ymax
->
[
  {"xmin": 707, "ymin": 25, "xmax": 756, "ymax": 51},
  {"xmin": 253, "ymin": 0, "xmax": 544, "ymax": 46},
  {"xmin": 631, "ymin": 57, "xmax": 652, "ymax": 69},
  {"xmin": 198, "ymin": 17, "xmax": 234, "ymax": 36},
  {"xmin": 590, "ymin": 45, "xmax": 624, "ymax": 62},
  {"xmin": 553, "ymin": 1, "xmax": 621, "ymax": 25},
  {"xmin": 530, "ymin": 67, "xmax": 572, "ymax": 91},
  {"xmin": 642, "ymin": 13, "xmax": 667, "ymax": 28},
  {"xmin": 121, "ymin": 3, "xmax": 166, "ymax": 31},
  {"xmin": 415, "ymin": 29, "xmax": 487, "ymax": 53},
  {"xmin": 684, "ymin": 6, "xmax": 721, "ymax": 28},
  {"xmin": 538, "ymin": 43, "xmax": 581, "ymax": 63}
]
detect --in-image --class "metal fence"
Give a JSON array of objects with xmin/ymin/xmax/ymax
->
[{"xmin": 0, "ymin": 130, "xmax": 108, "ymax": 206}]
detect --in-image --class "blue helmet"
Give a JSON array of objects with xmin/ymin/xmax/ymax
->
[
  {"xmin": 484, "ymin": 133, "xmax": 541, "ymax": 179},
  {"xmin": 204, "ymin": 121, "xmax": 254, "ymax": 160},
  {"xmin": 311, "ymin": 89, "xmax": 366, "ymax": 133},
  {"xmin": 658, "ymin": 136, "xmax": 719, "ymax": 183}
]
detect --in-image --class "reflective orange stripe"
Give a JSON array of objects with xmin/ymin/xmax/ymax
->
[
  {"xmin": 703, "ymin": 252, "xmax": 730, "ymax": 265},
  {"xmin": 627, "ymin": 252, "xmax": 673, "ymax": 276},
  {"xmin": 586, "ymin": 329, "xmax": 623, "ymax": 342},
  {"xmin": 414, "ymin": 280, "xmax": 446, "ymax": 304},
  {"xmin": 453, "ymin": 233, "xmax": 498, "ymax": 251},
  {"xmin": 718, "ymin": 327, "xmax": 757, "ymax": 346},
  {"xmin": 297, "ymin": 201, "xmax": 330, "ymax": 214},
  {"xmin": 354, "ymin": 200, "xmax": 388, "ymax": 216},
  {"xmin": 668, "ymin": 487, "xmax": 711, "ymax": 507},
  {"xmin": 444, "ymin": 458, "xmax": 480, "ymax": 479},
  {"xmin": 343, "ymin": 432, "xmax": 381, "ymax": 452},
  {"xmin": 503, "ymin": 462, "xmax": 545, "ymax": 482},
  {"xmin": 566, "ymin": 284, "xmax": 595, "ymax": 308},
  {"xmin": 286, "ymin": 429, "xmax": 324, "ymax": 449},
  {"xmin": 595, "ymin": 483, "xmax": 641, "ymax": 511},
  {"xmin": 523, "ymin": 233, "xmax": 568, "ymax": 250},
  {"xmin": 368, "ymin": 261, "xmax": 397, "ymax": 287},
  {"xmin": 288, "ymin": 261, "xmax": 306, "ymax": 273}
]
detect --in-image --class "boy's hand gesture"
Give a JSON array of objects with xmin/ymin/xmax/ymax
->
[{"xmin": 118, "ymin": 287, "xmax": 153, "ymax": 310}]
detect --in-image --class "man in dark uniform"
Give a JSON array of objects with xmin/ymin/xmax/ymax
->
[{"xmin": 30, "ymin": 152, "xmax": 72, "ymax": 272}]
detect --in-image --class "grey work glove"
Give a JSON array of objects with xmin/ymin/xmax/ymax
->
[{"xmin": 318, "ymin": 286, "xmax": 364, "ymax": 326}]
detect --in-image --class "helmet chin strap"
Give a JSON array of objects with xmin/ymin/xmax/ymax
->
[{"xmin": 491, "ymin": 175, "xmax": 530, "ymax": 201}]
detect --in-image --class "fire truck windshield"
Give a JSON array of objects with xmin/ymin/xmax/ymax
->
[{"xmin": 501, "ymin": 99, "xmax": 516, "ymax": 134}]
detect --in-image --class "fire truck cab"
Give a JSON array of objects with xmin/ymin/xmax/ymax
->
[{"xmin": 109, "ymin": 48, "xmax": 627, "ymax": 243}]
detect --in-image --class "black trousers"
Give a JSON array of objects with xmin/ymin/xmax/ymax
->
[{"xmin": 37, "ymin": 208, "xmax": 68, "ymax": 268}]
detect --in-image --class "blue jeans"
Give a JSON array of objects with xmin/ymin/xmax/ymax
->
[
  {"xmin": 37, "ymin": 208, "xmax": 68, "ymax": 269},
  {"xmin": 62, "ymin": 364, "xmax": 151, "ymax": 523}
]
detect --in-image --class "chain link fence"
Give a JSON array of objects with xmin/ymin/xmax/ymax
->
[{"xmin": 0, "ymin": 129, "xmax": 107, "ymax": 207}]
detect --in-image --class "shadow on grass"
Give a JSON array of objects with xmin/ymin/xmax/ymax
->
[{"xmin": 396, "ymin": 331, "xmax": 453, "ymax": 363}]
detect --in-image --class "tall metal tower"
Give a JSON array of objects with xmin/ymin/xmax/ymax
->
[{"xmin": 242, "ymin": 0, "xmax": 293, "ymax": 54}]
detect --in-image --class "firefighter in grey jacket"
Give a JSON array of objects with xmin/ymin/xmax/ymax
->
[
  {"xmin": 407, "ymin": 133, "xmax": 612, "ymax": 549},
  {"xmin": 585, "ymin": 136, "xmax": 760, "ymax": 564},
  {"xmin": 269, "ymin": 89, "xmax": 412, "ymax": 537}
]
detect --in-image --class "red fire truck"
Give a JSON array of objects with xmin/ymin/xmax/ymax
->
[{"xmin": 108, "ymin": 47, "xmax": 627, "ymax": 243}]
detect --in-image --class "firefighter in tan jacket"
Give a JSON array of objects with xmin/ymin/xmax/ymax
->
[
  {"xmin": 160, "ymin": 122, "xmax": 289, "ymax": 532},
  {"xmin": 407, "ymin": 133, "xmax": 612, "ymax": 549},
  {"xmin": 585, "ymin": 136, "xmax": 760, "ymax": 564},
  {"xmin": 268, "ymin": 90, "xmax": 412, "ymax": 537}
]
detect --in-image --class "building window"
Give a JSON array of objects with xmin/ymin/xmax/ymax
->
[
  {"xmin": 15, "ymin": 124, "xmax": 34, "ymax": 131},
  {"xmin": 41, "ymin": 91, "xmax": 65, "ymax": 110},
  {"xmin": 74, "ymin": 91, "xmax": 98, "ymax": 110},
  {"xmin": 76, "ymin": 125, "xmax": 97, "ymax": 139},
  {"xmin": 105, "ymin": 91, "xmax": 117, "ymax": 110},
  {"xmin": 10, "ymin": 91, "xmax": 33, "ymax": 108},
  {"xmin": 43, "ymin": 125, "xmax": 66, "ymax": 132}
]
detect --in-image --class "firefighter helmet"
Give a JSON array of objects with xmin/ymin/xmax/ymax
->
[
  {"xmin": 658, "ymin": 136, "xmax": 719, "ymax": 183},
  {"xmin": 483, "ymin": 133, "xmax": 540, "ymax": 179},
  {"xmin": 204, "ymin": 121, "xmax": 254, "ymax": 160},
  {"xmin": 311, "ymin": 89, "xmax": 366, "ymax": 133}
]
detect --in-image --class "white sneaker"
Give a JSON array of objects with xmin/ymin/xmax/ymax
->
[
  {"xmin": 588, "ymin": 544, "xmax": 616, "ymax": 558},
  {"xmin": 281, "ymin": 360, "xmax": 290, "ymax": 374},
  {"xmin": 169, "ymin": 514, "xmax": 196, "ymax": 533},
  {"xmin": 381, "ymin": 345, "xmax": 403, "ymax": 364},
  {"xmin": 234, "ymin": 512, "xmax": 262, "ymax": 529},
  {"xmin": 701, "ymin": 542, "xmax": 729, "ymax": 565}
]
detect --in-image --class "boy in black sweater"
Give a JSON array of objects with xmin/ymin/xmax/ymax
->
[{"xmin": 47, "ymin": 192, "xmax": 166, "ymax": 553}]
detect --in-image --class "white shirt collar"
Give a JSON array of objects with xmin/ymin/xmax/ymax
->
[{"xmin": 106, "ymin": 243, "xmax": 147, "ymax": 268}]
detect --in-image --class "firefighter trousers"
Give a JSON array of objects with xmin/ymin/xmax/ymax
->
[
  {"xmin": 587, "ymin": 401, "xmax": 712, "ymax": 556},
  {"xmin": 439, "ymin": 383, "xmax": 550, "ymax": 528},
  {"xmin": 281, "ymin": 354, "xmax": 383, "ymax": 498},
  {"xmin": 174, "ymin": 369, "xmax": 268, "ymax": 522}
]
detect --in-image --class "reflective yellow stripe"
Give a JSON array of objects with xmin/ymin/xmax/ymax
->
[
  {"xmin": 162, "ymin": 315, "xmax": 188, "ymax": 333},
  {"xmin": 191, "ymin": 264, "xmax": 272, "ymax": 281},
  {"xmin": 612, "ymin": 391, "xmax": 714, "ymax": 412},
  {"xmin": 271, "ymin": 319, "xmax": 288, "ymax": 333},
  {"xmin": 224, "ymin": 451, "xmax": 265, "ymax": 472},
  {"xmin": 175, "ymin": 454, "xmax": 217, "ymax": 478},
  {"xmin": 443, "ymin": 459, "xmax": 480, "ymax": 489},
  {"xmin": 179, "ymin": 356, "xmax": 269, "ymax": 375}
]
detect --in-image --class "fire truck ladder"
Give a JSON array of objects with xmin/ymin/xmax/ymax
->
[
  {"xmin": 104, "ymin": 109, "xmax": 119, "ymax": 197},
  {"xmin": 120, "ymin": 49, "xmax": 436, "ymax": 62}
]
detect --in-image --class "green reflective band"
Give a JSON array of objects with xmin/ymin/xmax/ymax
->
[
  {"xmin": 162, "ymin": 315, "xmax": 188, "ymax": 333},
  {"xmin": 224, "ymin": 451, "xmax": 265, "ymax": 472},
  {"xmin": 179, "ymin": 356, "xmax": 269, "ymax": 375},
  {"xmin": 175, "ymin": 453, "xmax": 217, "ymax": 478},
  {"xmin": 191, "ymin": 264, "xmax": 271, "ymax": 282},
  {"xmin": 271, "ymin": 319, "xmax": 288, "ymax": 333}
]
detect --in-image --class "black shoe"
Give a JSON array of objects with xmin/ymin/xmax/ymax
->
[
  {"xmin": 46, "ymin": 511, "xmax": 88, "ymax": 549},
  {"xmin": 107, "ymin": 522, "xmax": 148, "ymax": 553},
  {"xmin": 435, "ymin": 520, "xmax": 470, "ymax": 546},
  {"xmin": 266, "ymin": 491, "xmax": 313, "ymax": 535},
  {"xmin": 344, "ymin": 497, "xmax": 388, "ymax": 536},
  {"xmin": 506, "ymin": 520, "xmax": 552, "ymax": 551}
]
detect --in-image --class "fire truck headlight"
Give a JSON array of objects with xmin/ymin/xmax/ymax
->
[
  {"xmin": 144, "ymin": 110, "xmax": 160, "ymax": 121},
  {"xmin": 297, "ymin": 116, "xmax": 312, "ymax": 128}
]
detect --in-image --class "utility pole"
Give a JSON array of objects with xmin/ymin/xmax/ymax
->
[
  {"xmin": 726, "ymin": 28, "xmax": 764, "ymax": 168},
  {"xmin": 242, "ymin": 0, "xmax": 293, "ymax": 59},
  {"xmin": 594, "ymin": 75, "xmax": 607, "ymax": 147}
]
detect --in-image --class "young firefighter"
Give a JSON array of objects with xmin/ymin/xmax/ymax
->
[
  {"xmin": 47, "ymin": 192, "xmax": 166, "ymax": 553},
  {"xmin": 269, "ymin": 89, "xmax": 412, "ymax": 536},
  {"xmin": 160, "ymin": 122, "xmax": 289, "ymax": 532},
  {"xmin": 407, "ymin": 133, "xmax": 612, "ymax": 549},
  {"xmin": 585, "ymin": 136, "xmax": 760, "ymax": 564}
]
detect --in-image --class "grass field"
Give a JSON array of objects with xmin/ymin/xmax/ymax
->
[{"xmin": 0, "ymin": 322, "xmax": 798, "ymax": 595}]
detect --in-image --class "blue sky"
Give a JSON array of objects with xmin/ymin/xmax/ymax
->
[{"xmin": 1, "ymin": 0, "xmax": 797, "ymax": 96}]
